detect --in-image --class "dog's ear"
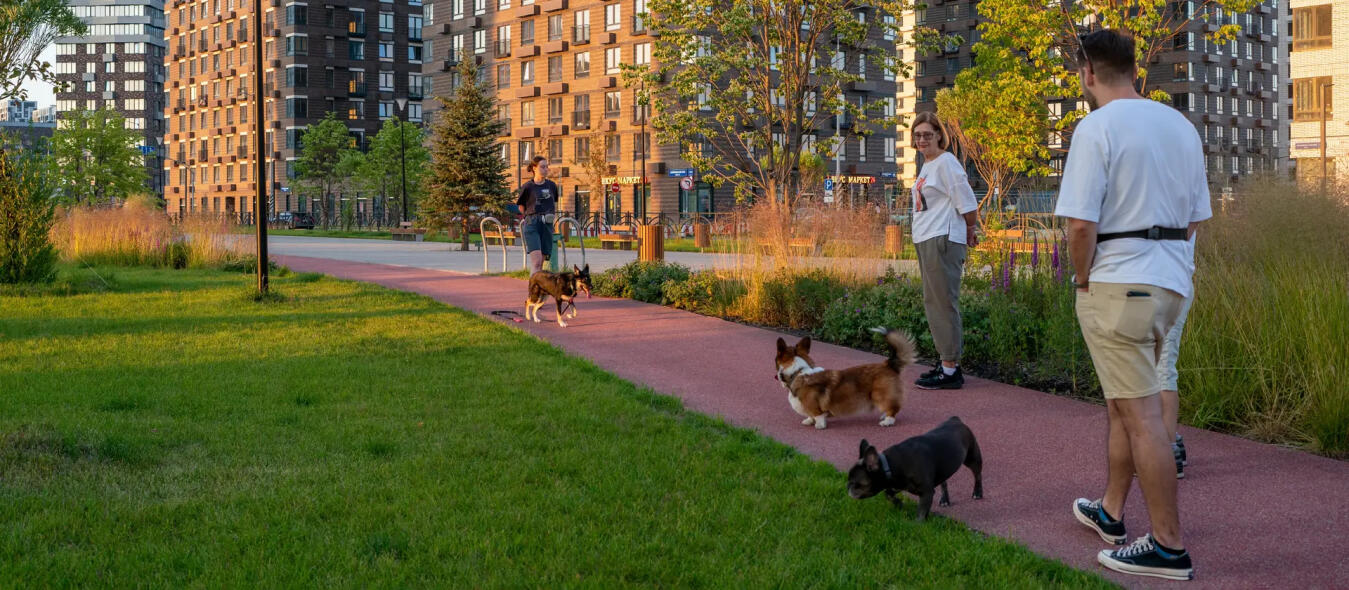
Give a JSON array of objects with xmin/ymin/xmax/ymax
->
[
  {"xmin": 858, "ymin": 439, "xmax": 870, "ymax": 459},
  {"xmin": 863, "ymin": 445, "xmax": 882, "ymax": 472},
  {"xmin": 797, "ymin": 336, "xmax": 811, "ymax": 355},
  {"xmin": 583, "ymin": 263, "xmax": 590, "ymax": 273},
  {"xmin": 573, "ymin": 265, "xmax": 581, "ymax": 273},
  {"xmin": 776, "ymin": 337, "xmax": 787, "ymax": 353}
]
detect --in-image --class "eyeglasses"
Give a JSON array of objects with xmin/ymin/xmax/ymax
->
[{"xmin": 913, "ymin": 132, "xmax": 936, "ymax": 140}]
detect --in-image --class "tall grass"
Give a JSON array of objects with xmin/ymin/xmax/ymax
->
[
  {"xmin": 50, "ymin": 202, "xmax": 255, "ymax": 270},
  {"xmin": 1184, "ymin": 181, "xmax": 1349, "ymax": 457}
]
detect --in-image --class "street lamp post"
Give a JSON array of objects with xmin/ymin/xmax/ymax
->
[
  {"xmin": 252, "ymin": 0, "xmax": 269, "ymax": 294},
  {"xmin": 396, "ymin": 98, "xmax": 409, "ymax": 224}
]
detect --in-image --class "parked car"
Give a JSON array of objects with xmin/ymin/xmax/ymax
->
[{"xmin": 271, "ymin": 211, "xmax": 315, "ymax": 230}]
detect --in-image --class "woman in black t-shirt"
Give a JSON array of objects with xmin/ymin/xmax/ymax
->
[{"xmin": 515, "ymin": 156, "xmax": 560, "ymax": 273}]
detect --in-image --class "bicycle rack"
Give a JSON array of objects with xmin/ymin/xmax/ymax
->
[
  {"xmin": 554, "ymin": 216, "xmax": 587, "ymax": 271},
  {"xmin": 479, "ymin": 216, "xmax": 509, "ymax": 273}
]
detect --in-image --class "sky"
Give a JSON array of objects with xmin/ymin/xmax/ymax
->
[{"xmin": 20, "ymin": 45, "xmax": 58, "ymax": 106}]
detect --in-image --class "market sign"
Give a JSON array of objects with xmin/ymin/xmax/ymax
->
[
  {"xmin": 827, "ymin": 175, "xmax": 876, "ymax": 184},
  {"xmin": 601, "ymin": 176, "xmax": 648, "ymax": 185}
]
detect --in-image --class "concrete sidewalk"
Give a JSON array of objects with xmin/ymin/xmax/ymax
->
[{"xmin": 277, "ymin": 254, "xmax": 1349, "ymax": 590}]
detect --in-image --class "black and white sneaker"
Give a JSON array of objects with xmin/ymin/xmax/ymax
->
[
  {"xmin": 1073, "ymin": 498, "xmax": 1126, "ymax": 545},
  {"xmin": 1098, "ymin": 534, "xmax": 1194, "ymax": 581},
  {"xmin": 918, "ymin": 365, "xmax": 943, "ymax": 381},
  {"xmin": 916, "ymin": 367, "xmax": 964, "ymax": 390},
  {"xmin": 1176, "ymin": 434, "xmax": 1187, "ymax": 465},
  {"xmin": 1174, "ymin": 444, "xmax": 1186, "ymax": 479}
]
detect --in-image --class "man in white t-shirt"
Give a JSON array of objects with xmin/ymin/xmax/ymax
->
[{"xmin": 1054, "ymin": 30, "xmax": 1210, "ymax": 582}]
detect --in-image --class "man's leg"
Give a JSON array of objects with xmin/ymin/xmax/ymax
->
[
  {"xmin": 1113, "ymin": 394, "xmax": 1184, "ymax": 550},
  {"xmin": 1101, "ymin": 399, "xmax": 1134, "ymax": 522},
  {"xmin": 1160, "ymin": 389, "xmax": 1179, "ymax": 442}
]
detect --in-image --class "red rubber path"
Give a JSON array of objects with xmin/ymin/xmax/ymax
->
[{"xmin": 278, "ymin": 255, "xmax": 1349, "ymax": 589}]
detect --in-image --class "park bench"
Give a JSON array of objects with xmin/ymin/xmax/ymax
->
[
  {"xmin": 756, "ymin": 237, "xmax": 821, "ymax": 256},
  {"xmin": 480, "ymin": 228, "xmax": 518, "ymax": 247},
  {"xmin": 391, "ymin": 222, "xmax": 428, "ymax": 242},
  {"xmin": 600, "ymin": 224, "xmax": 639, "ymax": 250},
  {"xmin": 985, "ymin": 229, "xmax": 1037, "ymax": 253}
]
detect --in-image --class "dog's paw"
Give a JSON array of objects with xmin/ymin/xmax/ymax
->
[
  {"xmin": 938, "ymin": 498, "xmax": 951, "ymax": 507},
  {"xmin": 801, "ymin": 417, "xmax": 815, "ymax": 426},
  {"xmin": 813, "ymin": 417, "xmax": 827, "ymax": 430},
  {"xmin": 879, "ymin": 416, "xmax": 896, "ymax": 427},
  {"xmin": 973, "ymin": 492, "xmax": 984, "ymax": 500},
  {"xmin": 557, "ymin": 321, "xmax": 568, "ymax": 328}
]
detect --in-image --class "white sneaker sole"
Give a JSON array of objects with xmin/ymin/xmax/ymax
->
[
  {"xmin": 1072, "ymin": 500, "xmax": 1126, "ymax": 545},
  {"xmin": 1097, "ymin": 550, "xmax": 1194, "ymax": 581}
]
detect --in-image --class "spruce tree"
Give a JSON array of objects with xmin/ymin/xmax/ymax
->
[{"xmin": 423, "ymin": 59, "xmax": 509, "ymax": 251}]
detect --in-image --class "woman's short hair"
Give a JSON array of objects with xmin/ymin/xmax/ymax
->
[
  {"xmin": 910, "ymin": 111, "xmax": 949, "ymax": 150},
  {"xmin": 526, "ymin": 155, "xmax": 548, "ymax": 173}
]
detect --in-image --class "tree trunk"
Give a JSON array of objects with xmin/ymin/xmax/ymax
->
[{"xmin": 459, "ymin": 216, "xmax": 471, "ymax": 251}]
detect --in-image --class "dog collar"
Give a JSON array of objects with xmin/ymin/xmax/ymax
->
[
  {"xmin": 878, "ymin": 450, "xmax": 894, "ymax": 482},
  {"xmin": 781, "ymin": 365, "xmax": 824, "ymax": 384}
]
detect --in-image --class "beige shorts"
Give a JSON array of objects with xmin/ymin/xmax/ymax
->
[{"xmin": 1075, "ymin": 283, "xmax": 1185, "ymax": 400}]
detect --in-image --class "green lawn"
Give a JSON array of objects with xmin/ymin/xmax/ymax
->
[{"xmin": 0, "ymin": 267, "xmax": 1110, "ymax": 588}]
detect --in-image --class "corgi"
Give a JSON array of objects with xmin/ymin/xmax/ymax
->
[{"xmin": 774, "ymin": 328, "xmax": 915, "ymax": 429}]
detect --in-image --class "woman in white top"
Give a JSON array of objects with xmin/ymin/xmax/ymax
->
[{"xmin": 909, "ymin": 112, "xmax": 981, "ymax": 390}]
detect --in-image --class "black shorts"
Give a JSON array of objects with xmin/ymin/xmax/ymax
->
[{"xmin": 522, "ymin": 216, "xmax": 553, "ymax": 259}]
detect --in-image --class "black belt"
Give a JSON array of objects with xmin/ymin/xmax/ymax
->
[{"xmin": 1097, "ymin": 226, "xmax": 1187, "ymax": 243}]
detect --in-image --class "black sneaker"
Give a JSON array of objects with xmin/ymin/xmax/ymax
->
[
  {"xmin": 1073, "ymin": 498, "xmax": 1126, "ymax": 545},
  {"xmin": 1097, "ymin": 534, "xmax": 1194, "ymax": 581},
  {"xmin": 1174, "ymin": 444, "xmax": 1186, "ymax": 480},
  {"xmin": 918, "ymin": 365, "xmax": 943, "ymax": 381},
  {"xmin": 916, "ymin": 367, "xmax": 964, "ymax": 390},
  {"xmin": 1176, "ymin": 434, "xmax": 1187, "ymax": 465}
]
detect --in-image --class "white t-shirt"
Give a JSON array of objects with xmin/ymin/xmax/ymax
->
[
  {"xmin": 1054, "ymin": 99, "xmax": 1211, "ymax": 298},
  {"xmin": 911, "ymin": 151, "xmax": 979, "ymax": 244}
]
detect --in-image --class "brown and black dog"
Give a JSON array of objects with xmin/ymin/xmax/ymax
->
[
  {"xmin": 774, "ymin": 328, "xmax": 915, "ymax": 429},
  {"xmin": 526, "ymin": 264, "xmax": 592, "ymax": 327}
]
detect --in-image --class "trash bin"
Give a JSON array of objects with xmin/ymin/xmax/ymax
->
[
  {"xmin": 638, "ymin": 223, "xmax": 664, "ymax": 262},
  {"xmin": 885, "ymin": 224, "xmax": 904, "ymax": 257},
  {"xmin": 693, "ymin": 222, "xmax": 711, "ymax": 249}
]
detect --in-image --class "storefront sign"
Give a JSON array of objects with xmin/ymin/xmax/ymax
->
[
  {"xmin": 602, "ymin": 176, "xmax": 648, "ymax": 185},
  {"xmin": 1294, "ymin": 142, "xmax": 1320, "ymax": 150},
  {"xmin": 828, "ymin": 175, "xmax": 877, "ymax": 184}
]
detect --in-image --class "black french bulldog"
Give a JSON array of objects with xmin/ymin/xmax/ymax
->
[{"xmin": 847, "ymin": 416, "xmax": 984, "ymax": 521}]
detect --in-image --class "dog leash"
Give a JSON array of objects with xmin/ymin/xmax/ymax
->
[{"xmin": 490, "ymin": 310, "xmax": 525, "ymax": 323}]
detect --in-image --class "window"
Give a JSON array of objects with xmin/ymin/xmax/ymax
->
[
  {"xmin": 374, "ymin": 11, "xmax": 392, "ymax": 33},
  {"xmin": 522, "ymin": 60, "xmax": 535, "ymax": 84},
  {"xmin": 519, "ymin": 141, "xmax": 534, "ymax": 164},
  {"xmin": 605, "ymin": 47, "xmax": 621, "ymax": 74},
  {"xmin": 473, "ymin": 0, "xmax": 485, "ymax": 16},
  {"xmin": 1172, "ymin": 92, "xmax": 1193, "ymax": 112},
  {"xmin": 497, "ymin": 25, "xmax": 511, "ymax": 55},
  {"xmin": 574, "ymin": 51, "xmax": 590, "ymax": 77},
  {"xmin": 286, "ymin": 66, "xmax": 307, "ymax": 87},
  {"xmin": 575, "ymin": 10, "xmax": 591, "ymax": 42},
  {"xmin": 286, "ymin": 97, "xmax": 307, "ymax": 118},
  {"xmin": 286, "ymin": 4, "xmax": 307, "ymax": 25},
  {"xmin": 549, "ymin": 97, "xmax": 563, "ymax": 123},
  {"xmin": 858, "ymin": 136, "xmax": 867, "ymax": 162},
  {"xmin": 884, "ymin": 138, "xmax": 895, "ymax": 162},
  {"xmin": 348, "ymin": 40, "xmax": 364, "ymax": 59},
  {"xmin": 605, "ymin": 3, "xmax": 621, "ymax": 31},
  {"xmin": 498, "ymin": 63, "xmax": 511, "ymax": 88},
  {"xmin": 379, "ymin": 101, "xmax": 394, "ymax": 118},
  {"xmin": 409, "ymin": 73, "xmax": 427, "ymax": 97},
  {"xmin": 1293, "ymin": 6, "xmax": 1332, "ymax": 50},
  {"xmin": 408, "ymin": 103, "xmax": 422, "ymax": 122},
  {"xmin": 1294, "ymin": 77, "xmax": 1333, "ymax": 121},
  {"xmin": 521, "ymin": 101, "xmax": 535, "ymax": 125},
  {"xmin": 379, "ymin": 71, "xmax": 395, "ymax": 91},
  {"xmin": 522, "ymin": 21, "xmax": 534, "ymax": 45},
  {"xmin": 605, "ymin": 134, "xmax": 620, "ymax": 160},
  {"xmin": 604, "ymin": 91, "xmax": 621, "ymax": 117},
  {"xmin": 84, "ymin": 80, "xmax": 96, "ymax": 92},
  {"xmin": 498, "ymin": 0, "xmax": 509, "ymax": 9},
  {"xmin": 408, "ymin": 44, "xmax": 424, "ymax": 61},
  {"xmin": 573, "ymin": 94, "xmax": 590, "ymax": 128},
  {"xmin": 549, "ymin": 15, "xmax": 563, "ymax": 41},
  {"xmin": 474, "ymin": 29, "xmax": 487, "ymax": 54},
  {"xmin": 453, "ymin": 0, "xmax": 464, "ymax": 19},
  {"xmin": 548, "ymin": 138, "xmax": 563, "ymax": 162},
  {"xmin": 548, "ymin": 56, "xmax": 563, "ymax": 82},
  {"xmin": 375, "ymin": 41, "xmax": 392, "ymax": 59},
  {"xmin": 574, "ymin": 136, "xmax": 591, "ymax": 161},
  {"xmin": 634, "ymin": 42, "xmax": 650, "ymax": 66}
]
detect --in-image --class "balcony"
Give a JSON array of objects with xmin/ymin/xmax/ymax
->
[
  {"xmin": 348, "ymin": 81, "xmax": 367, "ymax": 97},
  {"xmin": 409, "ymin": 85, "xmax": 426, "ymax": 100},
  {"xmin": 573, "ymin": 25, "xmax": 590, "ymax": 44},
  {"xmin": 631, "ymin": 110, "xmax": 649, "ymax": 125},
  {"xmin": 496, "ymin": 40, "xmax": 511, "ymax": 57},
  {"xmin": 572, "ymin": 111, "xmax": 590, "ymax": 129},
  {"xmin": 348, "ymin": 22, "xmax": 366, "ymax": 37},
  {"xmin": 835, "ymin": 113, "xmax": 852, "ymax": 129},
  {"xmin": 631, "ymin": 15, "xmax": 647, "ymax": 35}
]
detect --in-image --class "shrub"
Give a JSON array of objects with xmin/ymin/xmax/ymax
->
[
  {"xmin": 50, "ymin": 207, "xmax": 255, "ymax": 270},
  {"xmin": 737, "ymin": 268, "xmax": 851, "ymax": 329},
  {"xmin": 0, "ymin": 150, "xmax": 59, "ymax": 284},
  {"xmin": 664, "ymin": 271, "xmax": 744, "ymax": 316},
  {"xmin": 592, "ymin": 261, "xmax": 691, "ymax": 304}
]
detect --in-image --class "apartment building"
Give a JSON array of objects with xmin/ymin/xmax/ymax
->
[
  {"xmin": 424, "ymin": 0, "xmax": 902, "ymax": 224},
  {"xmin": 1289, "ymin": 0, "xmax": 1347, "ymax": 186},
  {"xmin": 52, "ymin": 0, "xmax": 169, "ymax": 194},
  {"xmin": 1, "ymin": 100, "xmax": 40, "ymax": 122},
  {"xmin": 162, "ymin": 0, "xmax": 428, "ymax": 219}
]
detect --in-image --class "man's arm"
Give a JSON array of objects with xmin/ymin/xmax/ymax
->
[
  {"xmin": 1187, "ymin": 220, "xmax": 1201, "ymax": 240},
  {"xmin": 962, "ymin": 210, "xmax": 980, "ymax": 249},
  {"xmin": 1066, "ymin": 217, "xmax": 1098, "ymax": 291}
]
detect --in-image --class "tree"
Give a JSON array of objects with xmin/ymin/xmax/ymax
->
[
  {"xmin": 0, "ymin": 148, "xmax": 58, "ymax": 284},
  {"xmin": 0, "ymin": 0, "xmax": 85, "ymax": 100},
  {"xmin": 354, "ymin": 117, "xmax": 430, "ymax": 225},
  {"xmin": 422, "ymin": 59, "xmax": 509, "ymax": 251},
  {"xmin": 940, "ymin": 0, "xmax": 1258, "ymax": 204},
  {"xmin": 294, "ymin": 111, "xmax": 359, "ymax": 227},
  {"xmin": 47, "ymin": 108, "xmax": 149, "ymax": 204},
  {"xmin": 639, "ymin": 0, "xmax": 927, "ymax": 210},
  {"xmin": 575, "ymin": 132, "xmax": 611, "ymax": 223}
]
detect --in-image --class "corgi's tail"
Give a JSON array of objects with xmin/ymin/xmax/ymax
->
[{"xmin": 868, "ymin": 327, "xmax": 916, "ymax": 373}]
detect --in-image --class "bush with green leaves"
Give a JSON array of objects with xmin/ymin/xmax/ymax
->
[
  {"xmin": 0, "ymin": 150, "xmax": 58, "ymax": 284},
  {"xmin": 592, "ymin": 261, "xmax": 692, "ymax": 304}
]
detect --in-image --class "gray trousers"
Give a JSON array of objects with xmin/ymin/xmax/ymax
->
[{"xmin": 915, "ymin": 235, "xmax": 967, "ymax": 362}]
